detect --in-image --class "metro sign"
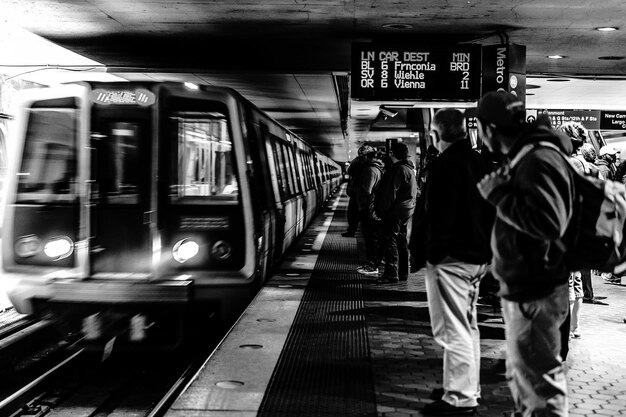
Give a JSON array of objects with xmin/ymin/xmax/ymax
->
[{"xmin": 92, "ymin": 88, "xmax": 156, "ymax": 106}]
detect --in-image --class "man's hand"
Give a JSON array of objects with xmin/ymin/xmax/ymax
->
[{"xmin": 477, "ymin": 167, "xmax": 510, "ymax": 203}]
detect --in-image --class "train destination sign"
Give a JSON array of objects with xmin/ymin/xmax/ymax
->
[
  {"xmin": 537, "ymin": 109, "xmax": 602, "ymax": 130},
  {"xmin": 351, "ymin": 43, "xmax": 481, "ymax": 101}
]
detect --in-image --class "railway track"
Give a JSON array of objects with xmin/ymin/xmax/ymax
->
[{"xmin": 0, "ymin": 320, "xmax": 221, "ymax": 417}]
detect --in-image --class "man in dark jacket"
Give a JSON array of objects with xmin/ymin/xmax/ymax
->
[
  {"xmin": 343, "ymin": 144, "xmax": 374, "ymax": 237},
  {"xmin": 373, "ymin": 142, "xmax": 417, "ymax": 283},
  {"xmin": 356, "ymin": 151, "xmax": 385, "ymax": 275},
  {"xmin": 476, "ymin": 91, "xmax": 573, "ymax": 417},
  {"xmin": 421, "ymin": 109, "xmax": 494, "ymax": 416}
]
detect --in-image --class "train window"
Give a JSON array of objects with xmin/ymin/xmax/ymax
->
[
  {"xmin": 16, "ymin": 109, "xmax": 77, "ymax": 203},
  {"xmin": 274, "ymin": 141, "xmax": 293, "ymax": 196},
  {"xmin": 286, "ymin": 147, "xmax": 301, "ymax": 194},
  {"xmin": 172, "ymin": 113, "xmax": 238, "ymax": 201},
  {"xmin": 98, "ymin": 122, "xmax": 141, "ymax": 204}
]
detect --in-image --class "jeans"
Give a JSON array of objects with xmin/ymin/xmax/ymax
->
[
  {"xmin": 381, "ymin": 216, "xmax": 410, "ymax": 280},
  {"xmin": 425, "ymin": 259, "xmax": 488, "ymax": 407},
  {"xmin": 580, "ymin": 269, "xmax": 594, "ymax": 300},
  {"xmin": 347, "ymin": 196, "xmax": 359, "ymax": 233},
  {"xmin": 501, "ymin": 283, "xmax": 569, "ymax": 417},
  {"xmin": 359, "ymin": 210, "xmax": 382, "ymax": 265}
]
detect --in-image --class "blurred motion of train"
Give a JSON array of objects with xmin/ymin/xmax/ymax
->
[{"xmin": 0, "ymin": 82, "xmax": 341, "ymax": 347}]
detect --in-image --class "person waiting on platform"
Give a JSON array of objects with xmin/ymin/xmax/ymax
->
[
  {"xmin": 371, "ymin": 142, "xmax": 417, "ymax": 284},
  {"xmin": 596, "ymin": 145, "xmax": 619, "ymax": 180},
  {"xmin": 342, "ymin": 144, "xmax": 373, "ymax": 237},
  {"xmin": 355, "ymin": 150, "xmax": 386, "ymax": 276},
  {"xmin": 476, "ymin": 91, "xmax": 572, "ymax": 417},
  {"xmin": 421, "ymin": 108, "xmax": 494, "ymax": 416}
]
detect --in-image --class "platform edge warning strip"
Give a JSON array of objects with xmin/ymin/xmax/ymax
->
[{"xmin": 257, "ymin": 202, "xmax": 377, "ymax": 417}]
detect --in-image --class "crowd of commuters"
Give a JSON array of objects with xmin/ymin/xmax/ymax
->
[
  {"xmin": 342, "ymin": 90, "xmax": 625, "ymax": 417},
  {"xmin": 343, "ymin": 141, "xmax": 417, "ymax": 283}
]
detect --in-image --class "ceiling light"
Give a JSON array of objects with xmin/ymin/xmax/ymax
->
[
  {"xmin": 598, "ymin": 56, "xmax": 626, "ymax": 60},
  {"xmin": 547, "ymin": 55, "xmax": 565, "ymax": 59},
  {"xmin": 596, "ymin": 27, "xmax": 618, "ymax": 32},
  {"xmin": 526, "ymin": 93, "xmax": 535, "ymax": 96},
  {"xmin": 382, "ymin": 23, "xmax": 413, "ymax": 30},
  {"xmin": 546, "ymin": 78, "xmax": 571, "ymax": 82},
  {"xmin": 526, "ymin": 84, "xmax": 541, "ymax": 89}
]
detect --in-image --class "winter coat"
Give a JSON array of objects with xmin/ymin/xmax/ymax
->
[
  {"xmin": 374, "ymin": 159, "xmax": 417, "ymax": 220},
  {"xmin": 346, "ymin": 155, "xmax": 368, "ymax": 196},
  {"xmin": 425, "ymin": 139, "xmax": 494, "ymax": 265},
  {"xmin": 483, "ymin": 122, "xmax": 575, "ymax": 302},
  {"xmin": 356, "ymin": 158, "xmax": 385, "ymax": 211}
]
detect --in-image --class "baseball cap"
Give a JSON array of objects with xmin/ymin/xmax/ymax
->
[
  {"xmin": 599, "ymin": 145, "xmax": 619, "ymax": 156},
  {"xmin": 477, "ymin": 90, "xmax": 525, "ymax": 128}
]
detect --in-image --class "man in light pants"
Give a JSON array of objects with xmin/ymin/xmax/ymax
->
[{"xmin": 422, "ymin": 108, "xmax": 494, "ymax": 416}]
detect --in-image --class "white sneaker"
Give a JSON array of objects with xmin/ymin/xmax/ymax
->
[{"xmin": 357, "ymin": 265, "xmax": 379, "ymax": 275}]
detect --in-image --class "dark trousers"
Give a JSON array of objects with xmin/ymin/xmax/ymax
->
[
  {"xmin": 382, "ymin": 216, "xmax": 410, "ymax": 280},
  {"xmin": 581, "ymin": 269, "xmax": 594, "ymax": 300},
  {"xmin": 559, "ymin": 308, "xmax": 571, "ymax": 361},
  {"xmin": 347, "ymin": 197, "xmax": 359, "ymax": 233},
  {"xmin": 359, "ymin": 210, "xmax": 382, "ymax": 265}
]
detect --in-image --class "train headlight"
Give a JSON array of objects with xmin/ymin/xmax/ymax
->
[
  {"xmin": 173, "ymin": 239, "xmax": 200, "ymax": 263},
  {"xmin": 14, "ymin": 235, "xmax": 42, "ymax": 258},
  {"xmin": 211, "ymin": 240, "xmax": 232, "ymax": 260},
  {"xmin": 43, "ymin": 236, "xmax": 74, "ymax": 260}
]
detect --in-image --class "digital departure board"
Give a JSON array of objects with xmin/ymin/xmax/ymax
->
[{"xmin": 351, "ymin": 43, "xmax": 482, "ymax": 101}]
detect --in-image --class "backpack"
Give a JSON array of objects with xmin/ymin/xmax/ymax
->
[{"xmin": 510, "ymin": 141, "xmax": 626, "ymax": 274}]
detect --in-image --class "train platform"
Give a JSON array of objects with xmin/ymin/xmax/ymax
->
[{"xmin": 166, "ymin": 189, "xmax": 626, "ymax": 417}]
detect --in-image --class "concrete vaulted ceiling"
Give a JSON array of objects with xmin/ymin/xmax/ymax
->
[{"xmin": 3, "ymin": 1, "xmax": 626, "ymax": 162}]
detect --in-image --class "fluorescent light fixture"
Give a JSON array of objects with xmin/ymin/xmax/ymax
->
[
  {"xmin": 596, "ymin": 27, "xmax": 618, "ymax": 32},
  {"xmin": 547, "ymin": 55, "xmax": 565, "ymax": 59},
  {"xmin": 0, "ymin": 22, "xmax": 125, "ymax": 85}
]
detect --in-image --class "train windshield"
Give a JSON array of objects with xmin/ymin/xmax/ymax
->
[
  {"xmin": 16, "ymin": 109, "xmax": 77, "ymax": 203},
  {"xmin": 172, "ymin": 112, "xmax": 238, "ymax": 201}
]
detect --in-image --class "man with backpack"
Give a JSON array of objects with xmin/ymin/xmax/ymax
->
[{"xmin": 476, "ymin": 91, "xmax": 573, "ymax": 417}]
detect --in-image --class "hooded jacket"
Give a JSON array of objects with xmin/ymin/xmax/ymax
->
[
  {"xmin": 425, "ymin": 139, "xmax": 494, "ymax": 265},
  {"xmin": 484, "ymin": 122, "xmax": 575, "ymax": 302},
  {"xmin": 375, "ymin": 158, "xmax": 417, "ymax": 220},
  {"xmin": 346, "ymin": 155, "xmax": 368, "ymax": 196},
  {"xmin": 356, "ymin": 157, "xmax": 385, "ymax": 210}
]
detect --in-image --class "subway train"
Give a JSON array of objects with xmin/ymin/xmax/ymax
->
[{"xmin": 0, "ymin": 82, "xmax": 341, "ymax": 346}]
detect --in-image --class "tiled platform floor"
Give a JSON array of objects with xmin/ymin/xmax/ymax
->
[{"xmin": 358, "ymin": 249, "xmax": 626, "ymax": 416}]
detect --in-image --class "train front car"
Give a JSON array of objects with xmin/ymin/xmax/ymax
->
[{"xmin": 1, "ymin": 82, "xmax": 258, "ymax": 348}]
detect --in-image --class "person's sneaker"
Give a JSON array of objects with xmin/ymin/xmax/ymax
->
[
  {"xmin": 583, "ymin": 298, "xmax": 609, "ymax": 305},
  {"xmin": 376, "ymin": 276, "xmax": 399, "ymax": 284},
  {"xmin": 341, "ymin": 231, "xmax": 356, "ymax": 237},
  {"xmin": 430, "ymin": 388, "xmax": 482, "ymax": 404},
  {"xmin": 572, "ymin": 330, "xmax": 582, "ymax": 338},
  {"xmin": 356, "ymin": 265, "xmax": 379, "ymax": 275},
  {"xmin": 422, "ymin": 399, "xmax": 476, "ymax": 416}
]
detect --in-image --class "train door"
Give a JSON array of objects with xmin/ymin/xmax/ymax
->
[{"xmin": 89, "ymin": 106, "xmax": 153, "ymax": 274}]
